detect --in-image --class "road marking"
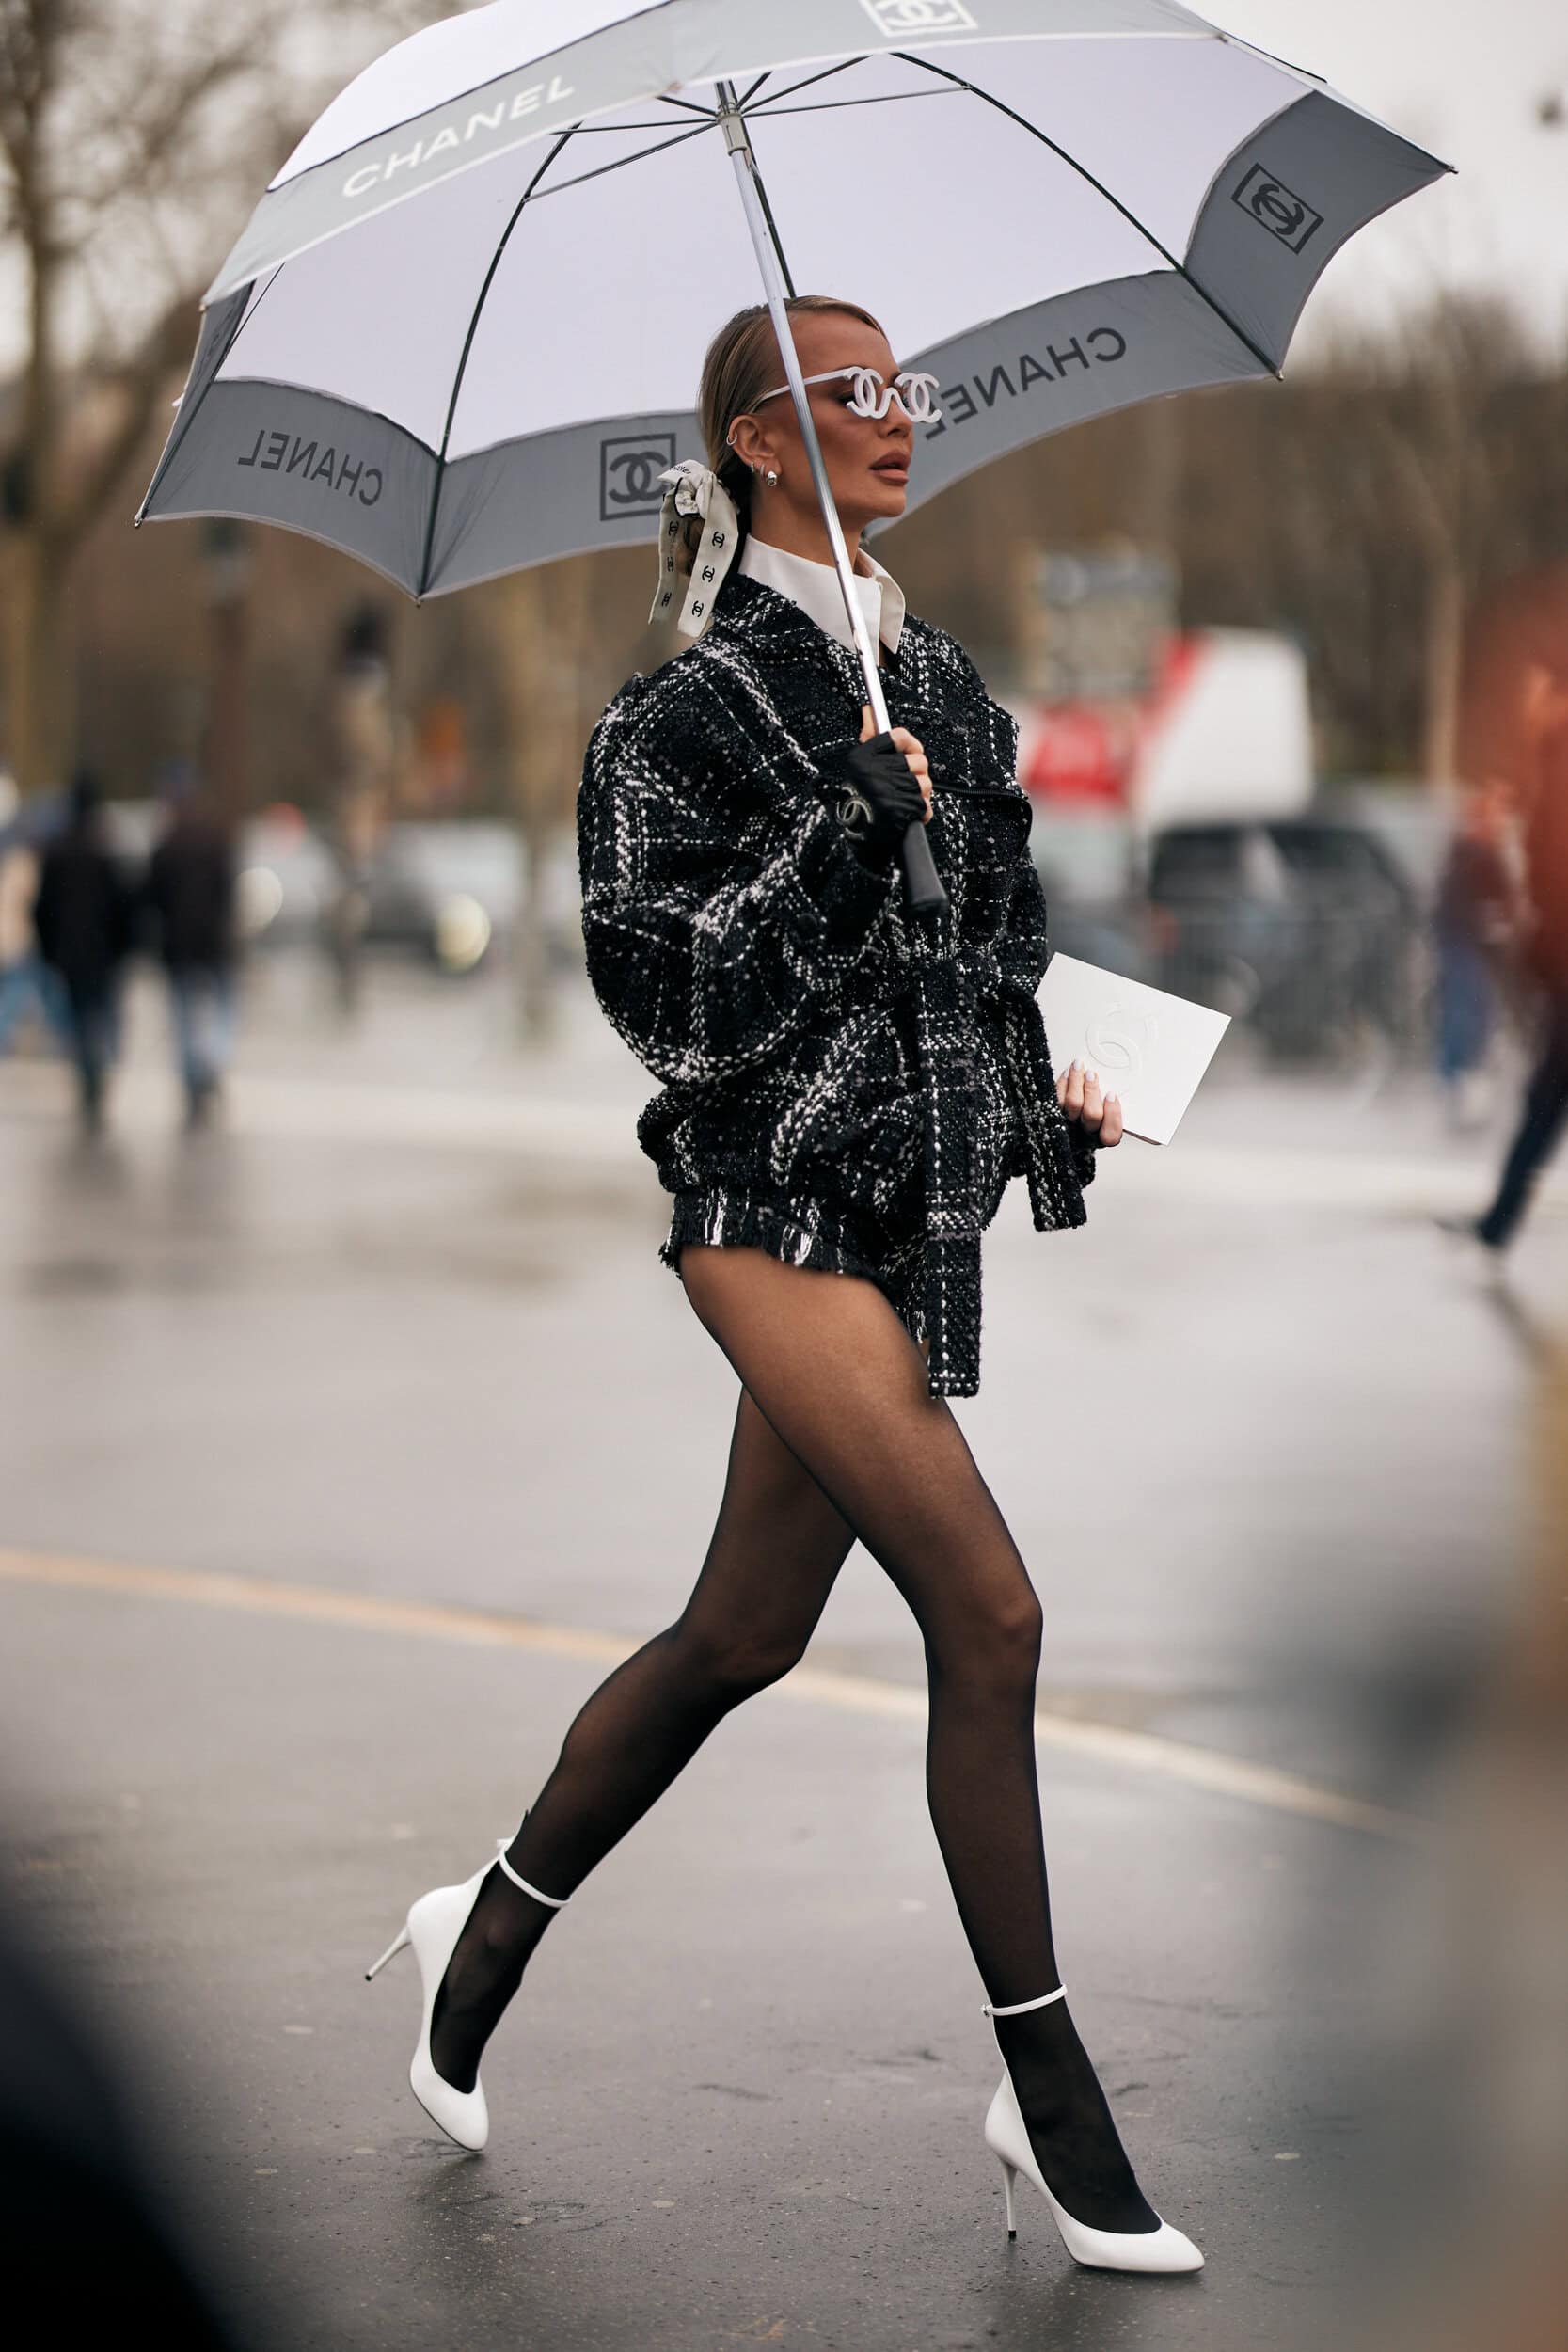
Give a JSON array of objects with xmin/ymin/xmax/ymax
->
[{"xmin": 0, "ymin": 1546, "xmax": 1421, "ymax": 1845}]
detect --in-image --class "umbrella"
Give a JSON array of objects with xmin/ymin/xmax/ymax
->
[{"xmin": 137, "ymin": 0, "xmax": 1450, "ymax": 913}]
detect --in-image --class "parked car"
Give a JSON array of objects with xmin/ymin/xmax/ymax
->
[
  {"xmin": 1145, "ymin": 812, "xmax": 1427, "ymax": 1057},
  {"xmin": 1030, "ymin": 807, "xmax": 1166, "ymax": 985},
  {"xmin": 356, "ymin": 821, "xmax": 525, "ymax": 975},
  {"xmin": 236, "ymin": 807, "xmax": 340, "ymax": 948}
]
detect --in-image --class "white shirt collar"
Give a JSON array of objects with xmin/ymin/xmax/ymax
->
[{"xmin": 737, "ymin": 532, "xmax": 906, "ymax": 657}]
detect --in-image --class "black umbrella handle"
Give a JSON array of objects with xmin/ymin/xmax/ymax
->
[{"xmin": 899, "ymin": 811, "xmax": 947, "ymax": 916}]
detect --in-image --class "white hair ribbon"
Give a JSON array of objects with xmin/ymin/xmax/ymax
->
[{"xmin": 649, "ymin": 460, "xmax": 742, "ymax": 640}]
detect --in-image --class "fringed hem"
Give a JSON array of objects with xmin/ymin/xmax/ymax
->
[
  {"xmin": 659, "ymin": 1187, "xmax": 932, "ymax": 1375},
  {"xmin": 660, "ymin": 1188, "xmax": 889, "ymax": 1287}
]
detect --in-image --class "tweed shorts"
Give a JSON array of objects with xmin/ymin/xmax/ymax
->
[
  {"xmin": 658, "ymin": 1071, "xmax": 1027, "ymax": 1358},
  {"xmin": 659, "ymin": 1184, "xmax": 931, "ymax": 1350}
]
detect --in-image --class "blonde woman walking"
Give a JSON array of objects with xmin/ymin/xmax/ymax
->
[{"xmin": 368, "ymin": 293, "xmax": 1201, "ymax": 2278}]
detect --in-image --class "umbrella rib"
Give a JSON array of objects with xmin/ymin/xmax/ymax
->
[
  {"xmin": 417, "ymin": 128, "xmax": 577, "ymax": 598},
  {"xmin": 893, "ymin": 51, "xmax": 1281, "ymax": 382},
  {"xmin": 525, "ymin": 116, "xmax": 715, "ymax": 204},
  {"xmin": 742, "ymin": 59, "xmax": 863, "ymax": 111},
  {"xmin": 746, "ymin": 89, "xmax": 961, "ymax": 119},
  {"xmin": 655, "ymin": 92, "xmax": 718, "ymax": 119}
]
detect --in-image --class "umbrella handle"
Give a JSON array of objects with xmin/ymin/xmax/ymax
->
[
  {"xmin": 860, "ymin": 653, "xmax": 946, "ymax": 916},
  {"xmin": 896, "ymin": 794, "xmax": 948, "ymax": 916}
]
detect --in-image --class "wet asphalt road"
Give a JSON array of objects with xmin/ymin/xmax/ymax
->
[{"xmin": 1, "ymin": 955, "xmax": 1563, "ymax": 2350}]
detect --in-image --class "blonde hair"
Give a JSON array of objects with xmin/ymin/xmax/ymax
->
[{"xmin": 681, "ymin": 294, "xmax": 888, "ymax": 563}]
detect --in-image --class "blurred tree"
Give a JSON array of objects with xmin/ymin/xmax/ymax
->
[
  {"xmin": 0, "ymin": 0, "xmax": 441, "ymax": 796},
  {"xmin": 1345, "ymin": 295, "xmax": 1538, "ymax": 786}
]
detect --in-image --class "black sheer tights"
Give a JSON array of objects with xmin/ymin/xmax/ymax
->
[{"xmin": 428, "ymin": 1248, "xmax": 1157, "ymax": 2235}]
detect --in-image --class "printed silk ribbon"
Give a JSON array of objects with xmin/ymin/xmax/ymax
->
[{"xmin": 649, "ymin": 460, "xmax": 742, "ymax": 640}]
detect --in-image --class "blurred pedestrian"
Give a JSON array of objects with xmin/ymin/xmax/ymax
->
[
  {"xmin": 144, "ymin": 775, "xmax": 239, "ymax": 1131},
  {"xmin": 1451, "ymin": 666, "xmax": 1568, "ymax": 1250},
  {"xmin": 0, "ymin": 814, "xmax": 65, "ymax": 1055},
  {"xmin": 32, "ymin": 770, "xmax": 135, "ymax": 1134},
  {"xmin": 0, "ymin": 1886, "xmax": 238, "ymax": 2346},
  {"xmin": 1433, "ymin": 777, "xmax": 1518, "ymax": 1132}
]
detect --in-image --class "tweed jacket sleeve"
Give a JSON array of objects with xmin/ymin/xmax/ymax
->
[{"xmin": 578, "ymin": 666, "xmax": 899, "ymax": 1088}]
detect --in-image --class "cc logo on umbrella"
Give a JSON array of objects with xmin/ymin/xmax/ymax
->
[
  {"xmin": 600, "ymin": 433, "xmax": 678, "ymax": 521},
  {"xmin": 1232, "ymin": 163, "xmax": 1323, "ymax": 255},
  {"xmin": 859, "ymin": 0, "xmax": 977, "ymax": 33}
]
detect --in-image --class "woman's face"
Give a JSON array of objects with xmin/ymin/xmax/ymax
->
[{"xmin": 729, "ymin": 310, "xmax": 915, "ymax": 538}]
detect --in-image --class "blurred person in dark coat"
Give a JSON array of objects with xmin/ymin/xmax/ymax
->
[
  {"xmin": 144, "ymin": 774, "xmax": 239, "ymax": 1131},
  {"xmin": 0, "ymin": 816, "xmax": 62, "ymax": 1054},
  {"xmin": 1456, "ymin": 667, "xmax": 1568, "ymax": 1250},
  {"xmin": 0, "ymin": 1889, "xmax": 238, "ymax": 2344},
  {"xmin": 32, "ymin": 769, "xmax": 135, "ymax": 1134},
  {"xmin": 1433, "ymin": 778, "xmax": 1518, "ymax": 1132}
]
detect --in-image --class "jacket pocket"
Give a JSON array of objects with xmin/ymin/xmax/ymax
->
[{"xmin": 767, "ymin": 1008, "xmax": 923, "ymax": 1223}]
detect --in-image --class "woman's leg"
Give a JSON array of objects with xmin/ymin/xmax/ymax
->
[
  {"xmin": 676, "ymin": 1245, "xmax": 1161, "ymax": 2235},
  {"xmin": 428, "ymin": 1374, "xmax": 858, "ymax": 2091}
]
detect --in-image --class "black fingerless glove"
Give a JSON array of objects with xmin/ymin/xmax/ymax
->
[{"xmin": 824, "ymin": 734, "xmax": 925, "ymax": 867}]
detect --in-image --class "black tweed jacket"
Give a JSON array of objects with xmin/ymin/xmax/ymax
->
[{"xmin": 577, "ymin": 567, "xmax": 1096, "ymax": 1398}]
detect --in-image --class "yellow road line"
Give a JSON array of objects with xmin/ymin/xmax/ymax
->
[{"xmin": 0, "ymin": 1546, "xmax": 1422, "ymax": 1846}]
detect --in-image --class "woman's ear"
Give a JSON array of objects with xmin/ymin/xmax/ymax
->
[{"xmin": 726, "ymin": 414, "xmax": 773, "ymax": 474}]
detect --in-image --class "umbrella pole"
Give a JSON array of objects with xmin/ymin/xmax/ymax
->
[{"xmin": 717, "ymin": 85, "xmax": 946, "ymax": 915}]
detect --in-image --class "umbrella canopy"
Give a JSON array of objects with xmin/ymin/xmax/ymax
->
[{"xmin": 138, "ymin": 0, "xmax": 1450, "ymax": 599}]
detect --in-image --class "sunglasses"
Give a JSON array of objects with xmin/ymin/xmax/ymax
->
[{"xmin": 749, "ymin": 365, "xmax": 943, "ymax": 426}]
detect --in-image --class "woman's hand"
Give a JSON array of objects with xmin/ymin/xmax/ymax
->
[
  {"xmin": 830, "ymin": 707, "xmax": 933, "ymax": 865},
  {"xmin": 860, "ymin": 706, "xmax": 933, "ymax": 825},
  {"xmin": 1056, "ymin": 1059, "xmax": 1124, "ymax": 1150}
]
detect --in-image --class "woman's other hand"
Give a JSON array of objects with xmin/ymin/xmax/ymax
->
[{"xmin": 1056, "ymin": 1059, "xmax": 1124, "ymax": 1150}]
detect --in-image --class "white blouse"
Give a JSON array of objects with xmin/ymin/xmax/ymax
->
[{"xmin": 737, "ymin": 532, "xmax": 907, "ymax": 659}]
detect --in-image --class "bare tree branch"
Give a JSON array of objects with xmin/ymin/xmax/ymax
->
[{"xmin": 52, "ymin": 287, "xmax": 198, "ymax": 555}]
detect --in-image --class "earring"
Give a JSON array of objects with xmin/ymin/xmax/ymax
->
[{"xmin": 765, "ymin": 468, "xmax": 780, "ymax": 488}]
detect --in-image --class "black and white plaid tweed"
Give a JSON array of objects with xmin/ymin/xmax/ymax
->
[{"xmin": 578, "ymin": 568, "xmax": 1096, "ymax": 1399}]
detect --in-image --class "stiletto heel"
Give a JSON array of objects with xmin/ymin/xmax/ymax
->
[
  {"xmin": 367, "ymin": 1837, "xmax": 571, "ymax": 2153},
  {"xmin": 999, "ymin": 2156, "xmax": 1019, "ymax": 2239},
  {"xmin": 365, "ymin": 1924, "xmax": 411, "ymax": 1981},
  {"xmin": 980, "ymin": 1987, "xmax": 1203, "ymax": 2274}
]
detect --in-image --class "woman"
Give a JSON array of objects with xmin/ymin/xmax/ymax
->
[
  {"xmin": 368, "ymin": 296, "xmax": 1201, "ymax": 2277},
  {"xmin": 1433, "ymin": 778, "xmax": 1516, "ymax": 1132}
]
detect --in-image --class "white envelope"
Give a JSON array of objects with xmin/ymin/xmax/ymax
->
[{"xmin": 1037, "ymin": 953, "xmax": 1230, "ymax": 1147}]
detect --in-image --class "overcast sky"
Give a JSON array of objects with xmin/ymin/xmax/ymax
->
[{"xmin": 1216, "ymin": 0, "xmax": 1568, "ymax": 350}]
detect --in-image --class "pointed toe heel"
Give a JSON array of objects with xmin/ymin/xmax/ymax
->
[
  {"xmin": 981, "ymin": 1987, "xmax": 1205, "ymax": 2275},
  {"xmin": 366, "ymin": 1838, "xmax": 570, "ymax": 2153}
]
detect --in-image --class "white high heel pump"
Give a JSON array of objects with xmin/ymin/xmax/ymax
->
[
  {"xmin": 982, "ymin": 1988, "xmax": 1204, "ymax": 2274},
  {"xmin": 366, "ymin": 1838, "xmax": 570, "ymax": 2152}
]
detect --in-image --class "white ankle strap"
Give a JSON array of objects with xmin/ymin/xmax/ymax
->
[
  {"xmin": 982, "ymin": 1987, "xmax": 1067, "ymax": 2018},
  {"xmin": 495, "ymin": 1841, "xmax": 570, "ymax": 1908}
]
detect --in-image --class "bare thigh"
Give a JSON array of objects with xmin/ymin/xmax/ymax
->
[{"xmin": 678, "ymin": 1245, "xmax": 1028, "ymax": 1651}]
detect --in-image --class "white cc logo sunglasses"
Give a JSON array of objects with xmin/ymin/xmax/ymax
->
[{"xmin": 749, "ymin": 365, "xmax": 943, "ymax": 426}]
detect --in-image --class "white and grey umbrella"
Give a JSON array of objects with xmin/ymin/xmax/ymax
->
[{"xmin": 138, "ymin": 0, "xmax": 1449, "ymax": 907}]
